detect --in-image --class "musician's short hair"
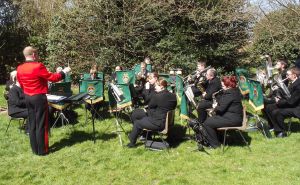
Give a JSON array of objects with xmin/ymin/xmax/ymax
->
[
  {"xmin": 23, "ymin": 46, "xmax": 37, "ymax": 57},
  {"xmin": 158, "ymin": 79, "xmax": 168, "ymax": 88},
  {"xmin": 197, "ymin": 58, "xmax": 207, "ymax": 66},
  {"xmin": 277, "ymin": 58, "xmax": 288, "ymax": 68},
  {"xmin": 289, "ymin": 67, "xmax": 300, "ymax": 77},
  {"xmin": 222, "ymin": 76, "xmax": 237, "ymax": 88},
  {"xmin": 141, "ymin": 62, "xmax": 146, "ymax": 67},
  {"xmin": 207, "ymin": 68, "xmax": 217, "ymax": 77},
  {"xmin": 10, "ymin": 70, "xmax": 17, "ymax": 82},
  {"xmin": 150, "ymin": 72, "xmax": 159, "ymax": 79}
]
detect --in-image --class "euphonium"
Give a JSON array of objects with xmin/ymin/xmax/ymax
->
[{"xmin": 271, "ymin": 75, "xmax": 290, "ymax": 99}]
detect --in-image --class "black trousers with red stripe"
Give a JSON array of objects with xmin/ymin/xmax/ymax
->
[{"xmin": 25, "ymin": 94, "xmax": 49, "ymax": 155}]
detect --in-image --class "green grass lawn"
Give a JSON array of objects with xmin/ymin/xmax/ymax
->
[{"xmin": 0, "ymin": 85, "xmax": 299, "ymax": 185}]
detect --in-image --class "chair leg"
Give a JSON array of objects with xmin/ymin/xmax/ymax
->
[
  {"xmin": 237, "ymin": 131, "xmax": 251, "ymax": 152},
  {"xmin": 287, "ymin": 119, "xmax": 292, "ymax": 136},
  {"xmin": 159, "ymin": 134, "xmax": 169, "ymax": 150},
  {"xmin": 5, "ymin": 118, "xmax": 12, "ymax": 134},
  {"xmin": 222, "ymin": 130, "xmax": 227, "ymax": 153},
  {"xmin": 145, "ymin": 131, "xmax": 149, "ymax": 148}
]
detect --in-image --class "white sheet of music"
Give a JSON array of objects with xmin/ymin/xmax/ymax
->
[{"xmin": 46, "ymin": 94, "xmax": 67, "ymax": 102}]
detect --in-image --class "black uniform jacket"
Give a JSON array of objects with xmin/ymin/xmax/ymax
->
[
  {"xmin": 215, "ymin": 88, "xmax": 243, "ymax": 121},
  {"xmin": 147, "ymin": 89, "xmax": 177, "ymax": 128},
  {"xmin": 277, "ymin": 78, "xmax": 300, "ymax": 117},
  {"xmin": 203, "ymin": 77, "xmax": 222, "ymax": 101},
  {"xmin": 8, "ymin": 84, "xmax": 27, "ymax": 116},
  {"xmin": 142, "ymin": 84, "xmax": 155, "ymax": 105}
]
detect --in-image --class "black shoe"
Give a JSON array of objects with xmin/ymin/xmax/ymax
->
[
  {"xmin": 276, "ymin": 132, "xmax": 287, "ymax": 138},
  {"xmin": 126, "ymin": 143, "xmax": 136, "ymax": 148}
]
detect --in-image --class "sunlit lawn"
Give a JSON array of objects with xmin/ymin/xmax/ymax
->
[{"xmin": 0, "ymin": 85, "xmax": 299, "ymax": 185}]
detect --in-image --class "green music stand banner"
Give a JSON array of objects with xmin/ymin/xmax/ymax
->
[
  {"xmin": 79, "ymin": 79, "xmax": 104, "ymax": 103},
  {"xmin": 49, "ymin": 82, "xmax": 72, "ymax": 97},
  {"xmin": 133, "ymin": 64, "xmax": 152, "ymax": 74},
  {"xmin": 236, "ymin": 68, "xmax": 250, "ymax": 95},
  {"xmin": 174, "ymin": 75, "xmax": 189, "ymax": 119},
  {"xmin": 248, "ymin": 79, "xmax": 264, "ymax": 111},
  {"xmin": 116, "ymin": 70, "xmax": 136, "ymax": 85},
  {"xmin": 108, "ymin": 84, "xmax": 132, "ymax": 110}
]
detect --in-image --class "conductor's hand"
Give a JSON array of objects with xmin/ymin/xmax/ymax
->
[{"xmin": 62, "ymin": 67, "xmax": 71, "ymax": 74}]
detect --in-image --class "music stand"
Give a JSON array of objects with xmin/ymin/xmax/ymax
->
[
  {"xmin": 108, "ymin": 83, "xmax": 132, "ymax": 146},
  {"xmin": 80, "ymin": 79, "xmax": 104, "ymax": 143},
  {"xmin": 48, "ymin": 82, "xmax": 72, "ymax": 130}
]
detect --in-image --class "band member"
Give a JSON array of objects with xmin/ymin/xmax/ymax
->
[
  {"xmin": 265, "ymin": 67, "xmax": 300, "ymax": 137},
  {"xmin": 142, "ymin": 72, "xmax": 159, "ymax": 105},
  {"xmin": 7, "ymin": 71, "xmax": 29, "ymax": 134},
  {"xmin": 201, "ymin": 76, "xmax": 243, "ymax": 148},
  {"xmin": 196, "ymin": 68, "xmax": 222, "ymax": 124},
  {"xmin": 111, "ymin": 65, "xmax": 123, "ymax": 83},
  {"xmin": 17, "ymin": 46, "xmax": 71, "ymax": 156},
  {"xmin": 191, "ymin": 60, "xmax": 208, "ymax": 97},
  {"xmin": 127, "ymin": 79, "xmax": 177, "ymax": 148},
  {"xmin": 275, "ymin": 59, "xmax": 288, "ymax": 83},
  {"xmin": 85, "ymin": 66, "xmax": 102, "ymax": 115},
  {"xmin": 4, "ymin": 70, "xmax": 17, "ymax": 100}
]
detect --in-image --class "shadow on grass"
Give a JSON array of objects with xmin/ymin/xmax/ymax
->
[{"xmin": 50, "ymin": 130, "xmax": 117, "ymax": 153}]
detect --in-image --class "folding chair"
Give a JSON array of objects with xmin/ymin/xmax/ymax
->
[
  {"xmin": 144, "ymin": 110, "xmax": 175, "ymax": 150},
  {"xmin": 287, "ymin": 117, "xmax": 300, "ymax": 136},
  {"xmin": 5, "ymin": 116, "xmax": 26, "ymax": 134},
  {"xmin": 217, "ymin": 107, "xmax": 251, "ymax": 152}
]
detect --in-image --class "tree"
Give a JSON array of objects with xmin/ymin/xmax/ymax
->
[
  {"xmin": 12, "ymin": 0, "xmax": 253, "ymax": 82},
  {"xmin": 250, "ymin": 0, "xmax": 300, "ymax": 64},
  {"xmin": 0, "ymin": 0, "xmax": 28, "ymax": 83}
]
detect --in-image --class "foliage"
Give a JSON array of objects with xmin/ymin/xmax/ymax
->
[
  {"xmin": 0, "ymin": 0, "xmax": 28, "ymax": 83},
  {"xmin": 10, "ymin": 0, "xmax": 253, "ymax": 82},
  {"xmin": 250, "ymin": 1, "xmax": 300, "ymax": 66}
]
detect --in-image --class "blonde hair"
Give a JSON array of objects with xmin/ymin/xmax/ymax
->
[{"xmin": 23, "ymin": 46, "xmax": 37, "ymax": 57}]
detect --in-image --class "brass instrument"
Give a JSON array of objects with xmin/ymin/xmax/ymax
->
[
  {"xmin": 207, "ymin": 89, "xmax": 223, "ymax": 117},
  {"xmin": 271, "ymin": 76, "xmax": 290, "ymax": 99},
  {"xmin": 184, "ymin": 66, "xmax": 211, "ymax": 93}
]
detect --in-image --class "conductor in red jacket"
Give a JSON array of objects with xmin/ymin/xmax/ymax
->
[{"xmin": 17, "ymin": 46, "xmax": 71, "ymax": 156}]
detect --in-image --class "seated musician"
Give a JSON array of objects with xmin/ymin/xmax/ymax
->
[
  {"xmin": 111, "ymin": 65, "xmax": 123, "ymax": 83},
  {"xmin": 190, "ymin": 59, "xmax": 208, "ymax": 97},
  {"xmin": 196, "ymin": 68, "xmax": 222, "ymax": 124},
  {"xmin": 127, "ymin": 79, "xmax": 177, "ymax": 148},
  {"xmin": 264, "ymin": 58, "xmax": 289, "ymax": 104},
  {"xmin": 4, "ymin": 70, "xmax": 17, "ymax": 100},
  {"xmin": 85, "ymin": 66, "xmax": 102, "ymax": 115},
  {"xmin": 202, "ymin": 76, "xmax": 243, "ymax": 148},
  {"xmin": 141, "ymin": 72, "xmax": 159, "ymax": 105},
  {"xmin": 7, "ymin": 71, "xmax": 29, "ymax": 133},
  {"xmin": 265, "ymin": 67, "xmax": 300, "ymax": 137},
  {"xmin": 134, "ymin": 62, "xmax": 148, "ymax": 93}
]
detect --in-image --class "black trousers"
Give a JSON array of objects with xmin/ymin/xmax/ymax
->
[
  {"xmin": 197, "ymin": 99, "xmax": 213, "ymax": 123},
  {"xmin": 25, "ymin": 94, "xmax": 49, "ymax": 155},
  {"xmin": 203, "ymin": 114, "xmax": 242, "ymax": 148},
  {"xmin": 129, "ymin": 114, "xmax": 162, "ymax": 145},
  {"xmin": 131, "ymin": 108, "xmax": 147, "ymax": 122},
  {"xmin": 265, "ymin": 103, "xmax": 297, "ymax": 133}
]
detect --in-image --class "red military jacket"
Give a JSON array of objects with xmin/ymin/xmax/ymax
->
[{"xmin": 17, "ymin": 61, "xmax": 64, "ymax": 96}]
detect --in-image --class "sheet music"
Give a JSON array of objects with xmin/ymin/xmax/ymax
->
[{"xmin": 46, "ymin": 94, "xmax": 67, "ymax": 102}]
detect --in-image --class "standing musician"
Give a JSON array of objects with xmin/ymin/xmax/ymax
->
[
  {"xmin": 265, "ymin": 67, "xmax": 300, "ymax": 137},
  {"xmin": 196, "ymin": 68, "xmax": 222, "ymax": 124},
  {"xmin": 202, "ymin": 76, "xmax": 243, "ymax": 148},
  {"xmin": 127, "ymin": 79, "xmax": 177, "ymax": 148},
  {"xmin": 17, "ymin": 46, "xmax": 71, "ymax": 156}
]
